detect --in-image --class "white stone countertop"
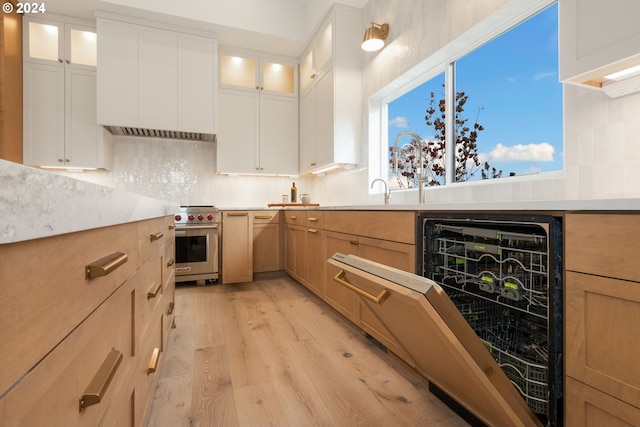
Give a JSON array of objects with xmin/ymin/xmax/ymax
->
[{"xmin": 1, "ymin": 160, "xmax": 179, "ymax": 244}]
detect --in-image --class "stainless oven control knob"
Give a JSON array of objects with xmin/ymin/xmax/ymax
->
[
  {"xmin": 188, "ymin": 215, "xmax": 194, "ymax": 221},
  {"xmin": 197, "ymin": 214, "xmax": 204, "ymax": 221},
  {"xmin": 207, "ymin": 214, "xmax": 213, "ymax": 221},
  {"xmin": 175, "ymin": 214, "xmax": 181, "ymax": 221}
]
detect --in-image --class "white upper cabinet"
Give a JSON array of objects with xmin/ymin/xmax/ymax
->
[
  {"xmin": 96, "ymin": 16, "xmax": 217, "ymax": 134},
  {"xmin": 24, "ymin": 16, "xmax": 96, "ymax": 69},
  {"xmin": 217, "ymin": 48, "xmax": 298, "ymax": 175},
  {"xmin": 560, "ymin": 0, "xmax": 640, "ymax": 92},
  {"xmin": 22, "ymin": 15, "xmax": 109, "ymax": 169},
  {"xmin": 298, "ymin": 5, "xmax": 361, "ymax": 175}
]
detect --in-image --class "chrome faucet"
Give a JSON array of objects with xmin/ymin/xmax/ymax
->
[
  {"xmin": 392, "ymin": 130, "xmax": 429, "ymax": 203},
  {"xmin": 370, "ymin": 178, "xmax": 390, "ymax": 204}
]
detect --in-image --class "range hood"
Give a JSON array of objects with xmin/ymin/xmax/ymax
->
[{"xmin": 104, "ymin": 125, "xmax": 216, "ymax": 142}]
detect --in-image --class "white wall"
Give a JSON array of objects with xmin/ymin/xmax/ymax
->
[{"xmin": 65, "ymin": 0, "xmax": 640, "ymax": 207}]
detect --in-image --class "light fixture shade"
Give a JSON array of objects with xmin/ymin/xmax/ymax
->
[{"xmin": 361, "ymin": 23, "xmax": 388, "ymax": 52}]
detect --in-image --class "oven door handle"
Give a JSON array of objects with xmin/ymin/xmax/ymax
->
[{"xmin": 175, "ymin": 225, "xmax": 219, "ymax": 231}]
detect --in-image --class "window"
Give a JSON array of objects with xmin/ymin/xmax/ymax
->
[{"xmin": 385, "ymin": 2, "xmax": 561, "ymax": 188}]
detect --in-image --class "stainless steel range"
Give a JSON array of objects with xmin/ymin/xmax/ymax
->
[{"xmin": 174, "ymin": 206, "xmax": 219, "ymax": 285}]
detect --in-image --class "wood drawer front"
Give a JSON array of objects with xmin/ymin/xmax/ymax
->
[
  {"xmin": 0, "ymin": 222, "xmax": 137, "ymax": 397},
  {"xmin": 137, "ymin": 252, "xmax": 164, "ymax": 340},
  {"xmin": 305, "ymin": 211, "xmax": 324, "ymax": 229},
  {"xmin": 565, "ymin": 271, "xmax": 640, "ymax": 407},
  {"xmin": 163, "ymin": 240, "xmax": 175, "ymax": 287},
  {"xmin": 0, "ymin": 278, "xmax": 135, "ymax": 427},
  {"xmin": 284, "ymin": 211, "xmax": 305, "ymax": 225},
  {"xmin": 566, "ymin": 213, "xmax": 640, "ymax": 282},
  {"xmin": 252, "ymin": 211, "xmax": 280, "ymax": 224},
  {"xmin": 136, "ymin": 312, "xmax": 163, "ymax": 427},
  {"xmin": 565, "ymin": 377, "xmax": 640, "ymax": 427},
  {"xmin": 323, "ymin": 211, "xmax": 416, "ymax": 244},
  {"xmin": 138, "ymin": 216, "xmax": 174, "ymax": 267}
]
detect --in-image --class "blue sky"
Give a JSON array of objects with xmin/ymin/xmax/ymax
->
[{"xmin": 388, "ymin": 3, "xmax": 562, "ymax": 183}]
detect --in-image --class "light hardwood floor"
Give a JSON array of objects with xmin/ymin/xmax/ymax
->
[{"xmin": 146, "ymin": 273, "xmax": 468, "ymax": 427}]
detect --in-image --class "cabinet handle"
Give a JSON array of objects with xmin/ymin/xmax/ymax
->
[
  {"xmin": 147, "ymin": 281, "xmax": 162, "ymax": 299},
  {"xmin": 147, "ymin": 347, "xmax": 160, "ymax": 374},
  {"xmin": 65, "ymin": 158, "xmax": 71, "ymax": 163},
  {"xmin": 150, "ymin": 231, "xmax": 164, "ymax": 241},
  {"xmin": 227, "ymin": 212, "xmax": 249, "ymax": 216},
  {"xmin": 168, "ymin": 302, "xmax": 175, "ymax": 315},
  {"xmin": 65, "ymin": 59, "xmax": 70, "ymax": 64},
  {"xmin": 172, "ymin": 318, "xmax": 177, "ymax": 329},
  {"xmin": 310, "ymin": 162, "xmax": 317, "ymax": 166},
  {"xmin": 167, "ymin": 258, "xmax": 175, "ymax": 267},
  {"xmin": 85, "ymin": 251, "xmax": 128, "ymax": 280},
  {"xmin": 289, "ymin": 216, "xmax": 298, "ymax": 220},
  {"xmin": 349, "ymin": 240, "xmax": 359, "ymax": 246},
  {"xmin": 168, "ymin": 224, "xmax": 175, "ymax": 230},
  {"xmin": 310, "ymin": 73, "xmax": 316, "ymax": 79},
  {"xmin": 308, "ymin": 229, "xmax": 318, "ymax": 233},
  {"xmin": 255, "ymin": 215, "xmax": 272, "ymax": 220},
  {"xmin": 79, "ymin": 348, "xmax": 123, "ymax": 412},
  {"xmin": 58, "ymin": 58, "xmax": 63, "ymax": 63},
  {"xmin": 308, "ymin": 217, "xmax": 318, "ymax": 222},
  {"xmin": 58, "ymin": 158, "xmax": 64, "ymax": 163},
  {"xmin": 333, "ymin": 270, "xmax": 391, "ymax": 305}
]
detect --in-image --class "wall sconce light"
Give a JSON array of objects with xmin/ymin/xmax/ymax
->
[{"xmin": 361, "ymin": 22, "xmax": 389, "ymax": 52}]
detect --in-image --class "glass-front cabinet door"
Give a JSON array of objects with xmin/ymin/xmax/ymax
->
[
  {"xmin": 24, "ymin": 17, "xmax": 96, "ymax": 68},
  {"xmin": 219, "ymin": 50, "xmax": 297, "ymax": 96}
]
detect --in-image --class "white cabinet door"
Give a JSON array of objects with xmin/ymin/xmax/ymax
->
[
  {"xmin": 139, "ymin": 28, "xmax": 178, "ymax": 130},
  {"xmin": 315, "ymin": 67, "xmax": 334, "ymax": 168},
  {"xmin": 299, "ymin": 85, "xmax": 316, "ymax": 173},
  {"xmin": 23, "ymin": 63, "xmax": 65, "ymax": 166},
  {"xmin": 259, "ymin": 94, "xmax": 298, "ymax": 175},
  {"xmin": 65, "ymin": 68, "xmax": 104, "ymax": 168},
  {"xmin": 178, "ymin": 35, "xmax": 216, "ymax": 134},
  {"xmin": 97, "ymin": 19, "xmax": 139, "ymax": 127},
  {"xmin": 217, "ymin": 88, "xmax": 259, "ymax": 174},
  {"xmin": 23, "ymin": 64, "xmax": 104, "ymax": 168}
]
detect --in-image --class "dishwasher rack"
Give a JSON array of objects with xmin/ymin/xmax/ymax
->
[{"xmin": 421, "ymin": 215, "xmax": 562, "ymax": 426}]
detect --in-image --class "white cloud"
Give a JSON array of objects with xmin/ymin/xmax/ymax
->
[
  {"xmin": 489, "ymin": 142, "xmax": 555, "ymax": 162},
  {"xmin": 534, "ymin": 71, "xmax": 557, "ymax": 80},
  {"xmin": 389, "ymin": 116, "xmax": 409, "ymax": 128}
]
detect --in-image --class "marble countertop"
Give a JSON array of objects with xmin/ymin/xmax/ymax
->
[{"xmin": 1, "ymin": 160, "xmax": 179, "ymax": 244}]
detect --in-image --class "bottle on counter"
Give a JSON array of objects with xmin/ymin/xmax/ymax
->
[{"xmin": 291, "ymin": 182, "xmax": 297, "ymax": 203}]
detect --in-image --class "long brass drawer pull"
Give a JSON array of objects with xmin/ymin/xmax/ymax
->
[
  {"xmin": 308, "ymin": 229, "xmax": 318, "ymax": 234},
  {"xmin": 147, "ymin": 347, "xmax": 160, "ymax": 374},
  {"xmin": 308, "ymin": 217, "xmax": 319, "ymax": 222},
  {"xmin": 255, "ymin": 215, "xmax": 273, "ymax": 220},
  {"xmin": 167, "ymin": 258, "xmax": 175, "ymax": 267},
  {"xmin": 168, "ymin": 302, "xmax": 175, "ymax": 315},
  {"xmin": 85, "ymin": 252, "xmax": 128, "ymax": 280},
  {"xmin": 168, "ymin": 224, "xmax": 175, "ymax": 230},
  {"xmin": 227, "ymin": 212, "xmax": 248, "ymax": 216},
  {"xmin": 79, "ymin": 348, "xmax": 123, "ymax": 412},
  {"xmin": 333, "ymin": 270, "xmax": 391, "ymax": 305},
  {"xmin": 150, "ymin": 231, "xmax": 164, "ymax": 241},
  {"xmin": 147, "ymin": 281, "xmax": 162, "ymax": 299}
]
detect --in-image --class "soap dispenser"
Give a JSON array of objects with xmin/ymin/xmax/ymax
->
[{"xmin": 291, "ymin": 182, "xmax": 297, "ymax": 203}]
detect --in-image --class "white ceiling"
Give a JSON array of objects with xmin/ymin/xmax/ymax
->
[{"xmin": 44, "ymin": 0, "xmax": 369, "ymax": 57}]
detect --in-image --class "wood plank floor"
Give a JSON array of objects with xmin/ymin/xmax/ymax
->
[{"xmin": 146, "ymin": 273, "xmax": 468, "ymax": 427}]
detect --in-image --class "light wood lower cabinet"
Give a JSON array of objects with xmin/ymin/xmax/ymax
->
[
  {"xmin": 252, "ymin": 211, "xmax": 281, "ymax": 273},
  {"xmin": 565, "ymin": 213, "xmax": 640, "ymax": 425},
  {"xmin": 221, "ymin": 211, "xmax": 253, "ymax": 284},
  {"xmin": 0, "ymin": 215, "xmax": 175, "ymax": 427}
]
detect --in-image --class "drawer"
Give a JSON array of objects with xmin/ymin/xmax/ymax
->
[
  {"xmin": 305, "ymin": 211, "xmax": 324, "ymax": 229},
  {"xmin": 252, "ymin": 211, "xmax": 280, "ymax": 224},
  {"xmin": 324, "ymin": 210, "xmax": 416, "ymax": 244},
  {"xmin": 565, "ymin": 377, "xmax": 640, "ymax": 427},
  {"xmin": 138, "ymin": 216, "xmax": 174, "ymax": 267},
  {"xmin": 284, "ymin": 211, "xmax": 305, "ymax": 225},
  {"xmin": 163, "ymin": 240, "xmax": 175, "ymax": 288},
  {"xmin": 137, "ymin": 252, "xmax": 164, "ymax": 340},
  {"xmin": 0, "ymin": 277, "xmax": 135, "ymax": 427},
  {"xmin": 0, "ymin": 222, "xmax": 137, "ymax": 397},
  {"xmin": 136, "ymin": 312, "xmax": 163, "ymax": 427}
]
